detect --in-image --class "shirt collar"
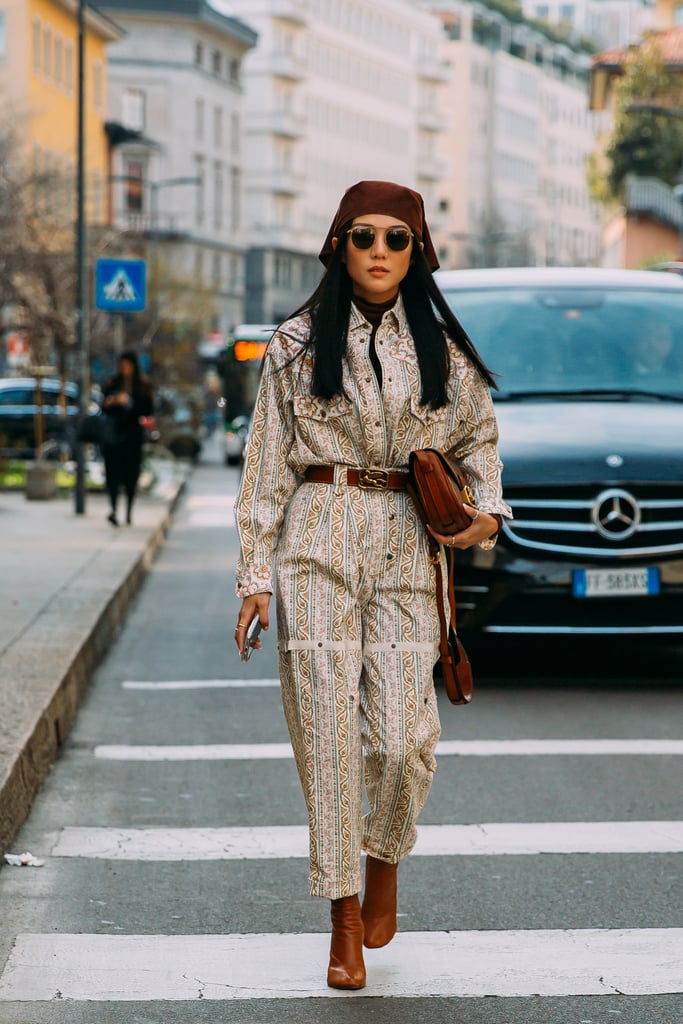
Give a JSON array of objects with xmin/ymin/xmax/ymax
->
[{"xmin": 349, "ymin": 292, "xmax": 407, "ymax": 334}]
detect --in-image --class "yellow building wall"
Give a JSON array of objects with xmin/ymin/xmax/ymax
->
[{"xmin": 24, "ymin": 0, "xmax": 115, "ymax": 224}]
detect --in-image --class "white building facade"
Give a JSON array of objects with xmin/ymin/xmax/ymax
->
[
  {"xmin": 222, "ymin": 0, "xmax": 447, "ymax": 321},
  {"xmin": 422, "ymin": 2, "xmax": 603, "ymax": 269},
  {"xmin": 102, "ymin": 0, "xmax": 257, "ymax": 336},
  {"xmin": 521, "ymin": 0, "xmax": 655, "ymax": 49}
]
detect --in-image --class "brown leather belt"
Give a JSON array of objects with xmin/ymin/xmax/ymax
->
[{"xmin": 305, "ymin": 465, "xmax": 408, "ymax": 491}]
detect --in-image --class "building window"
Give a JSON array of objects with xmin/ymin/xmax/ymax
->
[
  {"xmin": 196, "ymin": 98, "xmax": 205, "ymax": 142},
  {"xmin": 214, "ymin": 106, "xmax": 223, "ymax": 148},
  {"xmin": 91, "ymin": 171, "xmax": 103, "ymax": 223},
  {"xmin": 212, "ymin": 49, "xmax": 222, "ymax": 75},
  {"xmin": 214, "ymin": 163, "xmax": 223, "ymax": 231},
  {"xmin": 196, "ymin": 158, "xmax": 205, "ymax": 226},
  {"xmin": 64, "ymin": 42, "xmax": 73, "ymax": 94},
  {"xmin": 230, "ymin": 167, "xmax": 240, "ymax": 230},
  {"xmin": 229, "ymin": 58, "xmax": 240, "ymax": 83},
  {"xmin": 93, "ymin": 60, "xmax": 103, "ymax": 112},
  {"xmin": 212, "ymin": 252, "xmax": 221, "ymax": 288},
  {"xmin": 124, "ymin": 162, "xmax": 144, "ymax": 214},
  {"xmin": 230, "ymin": 113, "xmax": 240, "ymax": 154},
  {"xmin": 43, "ymin": 26, "xmax": 52, "ymax": 80},
  {"xmin": 54, "ymin": 36, "xmax": 63, "ymax": 86},
  {"xmin": 195, "ymin": 41, "xmax": 203, "ymax": 66},
  {"xmin": 122, "ymin": 89, "xmax": 145, "ymax": 131},
  {"xmin": 33, "ymin": 17, "xmax": 41, "ymax": 72}
]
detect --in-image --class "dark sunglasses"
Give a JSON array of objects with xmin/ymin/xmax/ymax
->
[{"xmin": 346, "ymin": 226, "xmax": 413, "ymax": 252}]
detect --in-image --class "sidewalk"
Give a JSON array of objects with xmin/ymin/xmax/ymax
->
[{"xmin": 0, "ymin": 460, "xmax": 189, "ymax": 855}]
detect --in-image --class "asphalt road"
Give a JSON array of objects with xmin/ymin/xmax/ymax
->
[{"xmin": 1, "ymin": 449, "xmax": 682, "ymax": 1024}]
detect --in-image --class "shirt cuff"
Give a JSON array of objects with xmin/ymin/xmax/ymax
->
[{"xmin": 236, "ymin": 565, "xmax": 273, "ymax": 599}]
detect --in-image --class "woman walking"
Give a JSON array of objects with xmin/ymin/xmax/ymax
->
[
  {"xmin": 234, "ymin": 180, "xmax": 510, "ymax": 989},
  {"xmin": 102, "ymin": 350, "xmax": 154, "ymax": 526}
]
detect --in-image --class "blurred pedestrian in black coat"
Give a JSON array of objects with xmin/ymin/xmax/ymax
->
[{"xmin": 102, "ymin": 350, "xmax": 154, "ymax": 526}]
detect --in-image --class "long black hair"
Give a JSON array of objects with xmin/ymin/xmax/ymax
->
[{"xmin": 289, "ymin": 227, "xmax": 496, "ymax": 407}]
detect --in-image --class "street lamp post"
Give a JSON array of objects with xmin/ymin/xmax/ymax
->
[{"xmin": 74, "ymin": 0, "xmax": 88, "ymax": 515}]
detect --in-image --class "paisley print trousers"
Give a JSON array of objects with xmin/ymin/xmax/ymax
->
[{"xmin": 276, "ymin": 478, "xmax": 442, "ymax": 899}]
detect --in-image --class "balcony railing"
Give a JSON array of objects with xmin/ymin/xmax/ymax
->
[
  {"xmin": 270, "ymin": 0, "xmax": 308, "ymax": 27},
  {"xmin": 417, "ymin": 56, "xmax": 450, "ymax": 83},
  {"xmin": 250, "ymin": 109, "xmax": 306, "ymax": 139},
  {"xmin": 270, "ymin": 51, "xmax": 306, "ymax": 80}
]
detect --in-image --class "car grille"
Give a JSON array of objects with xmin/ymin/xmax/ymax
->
[{"xmin": 504, "ymin": 484, "xmax": 683, "ymax": 559}]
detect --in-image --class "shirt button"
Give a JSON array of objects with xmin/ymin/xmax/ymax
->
[
  {"xmin": 374, "ymin": 420, "xmax": 380, "ymax": 426},
  {"xmin": 365, "ymin": 377, "xmax": 371, "ymax": 383},
  {"xmin": 389, "ymin": 514, "xmax": 395, "ymax": 520},
  {"xmin": 387, "ymin": 553, "xmax": 393, "ymax": 560}
]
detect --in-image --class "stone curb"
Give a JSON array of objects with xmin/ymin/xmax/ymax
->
[{"xmin": 0, "ymin": 474, "xmax": 188, "ymax": 856}]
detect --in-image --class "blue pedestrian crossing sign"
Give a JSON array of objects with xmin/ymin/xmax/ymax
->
[{"xmin": 95, "ymin": 258, "xmax": 147, "ymax": 312}]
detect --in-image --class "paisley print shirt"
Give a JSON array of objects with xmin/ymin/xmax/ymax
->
[{"xmin": 235, "ymin": 295, "xmax": 511, "ymax": 597}]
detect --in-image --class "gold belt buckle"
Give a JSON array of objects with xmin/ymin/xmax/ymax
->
[{"xmin": 358, "ymin": 468, "xmax": 389, "ymax": 490}]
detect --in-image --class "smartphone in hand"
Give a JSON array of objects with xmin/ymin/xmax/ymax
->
[{"xmin": 240, "ymin": 617, "xmax": 263, "ymax": 662}]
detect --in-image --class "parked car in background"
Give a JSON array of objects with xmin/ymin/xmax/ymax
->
[
  {"xmin": 222, "ymin": 414, "xmax": 250, "ymax": 466},
  {"xmin": 648, "ymin": 261, "xmax": 683, "ymax": 277},
  {"xmin": 152, "ymin": 387, "xmax": 203, "ymax": 460},
  {"xmin": 0, "ymin": 377, "xmax": 100, "ymax": 458},
  {"xmin": 435, "ymin": 267, "xmax": 683, "ymax": 638}
]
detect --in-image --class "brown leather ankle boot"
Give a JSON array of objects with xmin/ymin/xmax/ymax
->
[
  {"xmin": 361, "ymin": 855, "xmax": 398, "ymax": 948},
  {"xmin": 327, "ymin": 894, "xmax": 366, "ymax": 990}
]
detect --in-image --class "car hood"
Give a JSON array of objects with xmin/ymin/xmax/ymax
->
[{"xmin": 495, "ymin": 400, "xmax": 683, "ymax": 485}]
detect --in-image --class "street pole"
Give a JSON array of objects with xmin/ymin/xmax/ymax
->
[{"xmin": 74, "ymin": 0, "xmax": 88, "ymax": 515}]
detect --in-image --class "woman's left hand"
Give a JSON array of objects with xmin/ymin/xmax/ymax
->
[{"xmin": 427, "ymin": 505, "xmax": 499, "ymax": 550}]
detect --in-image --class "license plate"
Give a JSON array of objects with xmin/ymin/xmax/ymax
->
[{"xmin": 573, "ymin": 567, "xmax": 660, "ymax": 598}]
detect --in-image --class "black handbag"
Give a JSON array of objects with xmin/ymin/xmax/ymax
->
[{"xmin": 77, "ymin": 411, "xmax": 119, "ymax": 446}]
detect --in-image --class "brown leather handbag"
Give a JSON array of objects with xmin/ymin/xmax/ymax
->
[{"xmin": 407, "ymin": 449, "xmax": 475, "ymax": 706}]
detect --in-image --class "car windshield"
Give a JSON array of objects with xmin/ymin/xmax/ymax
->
[{"xmin": 442, "ymin": 286, "xmax": 683, "ymax": 399}]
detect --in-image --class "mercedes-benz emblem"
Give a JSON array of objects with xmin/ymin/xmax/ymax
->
[{"xmin": 591, "ymin": 488, "xmax": 641, "ymax": 541}]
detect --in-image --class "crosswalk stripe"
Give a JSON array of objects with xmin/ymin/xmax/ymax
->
[
  {"xmin": 122, "ymin": 679, "xmax": 280, "ymax": 689},
  {"xmin": 1, "ymin": 929, "xmax": 681, "ymax": 1001},
  {"xmin": 49, "ymin": 821, "xmax": 683, "ymax": 860},
  {"xmin": 94, "ymin": 738, "xmax": 683, "ymax": 759}
]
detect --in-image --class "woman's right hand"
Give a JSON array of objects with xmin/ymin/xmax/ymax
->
[{"xmin": 234, "ymin": 593, "xmax": 271, "ymax": 657}]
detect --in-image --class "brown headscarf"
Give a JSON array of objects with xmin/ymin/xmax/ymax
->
[{"xmin": 318, "ymin": 180, "xmax": 440, "ymax": 271}]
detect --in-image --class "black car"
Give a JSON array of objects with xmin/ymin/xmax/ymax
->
[
  {"xmin": 435, "ymin": 267, "xmax": 683, "ymax": 638},
  {"xmin": 0, "ymin": 377, "xmax": 88, "ymax": 458}
]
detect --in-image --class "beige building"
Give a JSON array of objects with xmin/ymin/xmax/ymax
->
[{"xmin": 0, "ymin": 0, "xmax": 120, "ymax": 224}]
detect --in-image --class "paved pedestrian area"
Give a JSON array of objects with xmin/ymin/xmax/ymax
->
[{"xmin": 0, "ymin": 459, "xmax": 188, "ymax": 854}]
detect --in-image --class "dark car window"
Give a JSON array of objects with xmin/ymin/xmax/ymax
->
[
  {"xmin": 0, "ymin": 388, "xmax": 35, "ymax": 405},
  {"xmin": 442, "ymin": 287, "xmax": 683, "ymax": 397}
]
